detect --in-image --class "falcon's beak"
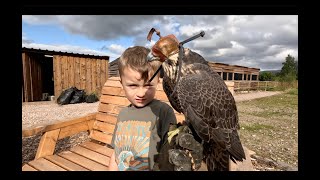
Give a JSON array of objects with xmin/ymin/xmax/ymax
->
[{"xmin": 147, "ymin": 51, "xmax": 156, "ymax": 62}]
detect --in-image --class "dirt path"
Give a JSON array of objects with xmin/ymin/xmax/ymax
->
[{"xmin": 233, "ymin": 91, "xmax": 283, "ymax": 102}]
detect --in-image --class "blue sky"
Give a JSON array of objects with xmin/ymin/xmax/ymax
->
[{"xmin": 22, "ymin": 15, "xmax": 298, "ymax": 71}]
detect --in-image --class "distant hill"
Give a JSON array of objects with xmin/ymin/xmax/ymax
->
[{"xmin": 260, "ymin": 70, "xmax": 281, "ymax": 75}]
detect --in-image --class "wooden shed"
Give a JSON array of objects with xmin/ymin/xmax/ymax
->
[
  {"xmin": 108, "ymin": 57, "xmax": 120, "ymax": 77},
  {"xmin": 22, "ymin": 47, "xmax": 109, "ymax": 102}
]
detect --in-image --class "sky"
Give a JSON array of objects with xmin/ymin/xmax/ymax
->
[{"xmin": 22, "ymin": 15, "xmax": 298, "ymax": 71}]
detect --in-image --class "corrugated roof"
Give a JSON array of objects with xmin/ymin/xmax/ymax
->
[
  {"xmin": 22, "ymin": 47, "xmax": 109, "ymax": 59},
  {"xmin": 208, "ymin": 61, "xmax": 260, "ymax": 70}
]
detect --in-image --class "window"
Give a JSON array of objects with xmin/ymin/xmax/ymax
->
[
  {"xmin": 252, "ymin": 75, "xmax": 257, "ymax": 80},
  {"xmin": 223, "ymin": 72, "xmax": 228, "ymax": 80},
  {"xmin": 228, "ymin": 73, "xmax": 232, "ymax": 80},
  {"xmin": 234, "ymin": 73, "xmax": 240, "ymax": 80}
]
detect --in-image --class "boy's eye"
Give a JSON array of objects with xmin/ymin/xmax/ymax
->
[
  {"xmin": 129, "ymin": 85, "xmax": 137, "ymax": 87},
  {"xmin": 144, "ymin": 84, "xmax": 153, "ymax": 87}
]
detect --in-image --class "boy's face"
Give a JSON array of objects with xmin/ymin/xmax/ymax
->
[{"xmin": 120, "ymin": 67, "xmax": 159, "ymax": 108}]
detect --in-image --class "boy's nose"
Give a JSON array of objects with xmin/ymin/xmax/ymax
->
[{"xmin": 136, "ymin": 87, "xmax": 147, "ymax": 97}]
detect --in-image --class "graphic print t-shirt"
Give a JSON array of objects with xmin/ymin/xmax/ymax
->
[{"xmin": 111, "ymin": 99, "xmax": 177, "ymax": 171}]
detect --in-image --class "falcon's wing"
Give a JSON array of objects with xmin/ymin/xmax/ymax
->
[
  {"xmin": 176, "ymin": 63, "xmax": 245, "ymax": 160},
  {"xmin": 163, "ymin": 78, "xmax": 183, "ymax": 113}
]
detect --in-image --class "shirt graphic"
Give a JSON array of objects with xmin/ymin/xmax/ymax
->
[{"xmin": 114, "ymin": 120, "xmax": 151, "ymax": 171}]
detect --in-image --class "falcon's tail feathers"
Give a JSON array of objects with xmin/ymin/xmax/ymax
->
[
  {"xmin": 228, "ymin": 131, "xmax": 246, "ymax": 162},
  {"xmin": 206, "ymin": 148, "xmax": 230, "ymax": 171}
]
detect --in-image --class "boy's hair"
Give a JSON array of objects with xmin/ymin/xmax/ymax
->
[{"xmin": 118, "ymin": 46, "xmax": 162, "ymax": 83}]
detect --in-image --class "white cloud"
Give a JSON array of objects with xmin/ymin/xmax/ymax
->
[
  {"xmin": 263, "ymin": 33, "xmax": 273, "ymax": 39},
  {"xmin": 275, "ymin": 49, "xmax": 298, "ymax": 61},
  {"xmin": 145, "ymin": 40, "xmax": 156, "ymax": 48},
  {"xmin": 108, "ymin": 44, "xmax": 126, "ymax": 55},
  {"xmin": 228, "ymin": 15, "xmax": 250, "ymax": 25},
  {"xmin": 22, "ymin": 15, "xmax": 58, "ymax": 25},
  {"xmin": 215, "ymin": 41, "xmax": 247, "ymax": 57},
  {"xmin": 179, "ymin": 24, "xmax": 215, "ymax": 37},
  {"xmin": 229, "ymin": 26, "xmax": 239, "ymax": 34},
  {"xmin": 22, "ymin": 32, "xmax": 33, "ymax": 44}
]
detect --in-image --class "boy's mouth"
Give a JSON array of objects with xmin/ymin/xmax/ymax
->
[{"xmin": 135, "ymin": 98, "xmax": 146, "ymax": 103}]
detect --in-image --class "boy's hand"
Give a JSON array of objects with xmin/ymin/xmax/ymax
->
[{"xmin": 167, "ymin": 123, "xmax": 204, "ymax": 171}]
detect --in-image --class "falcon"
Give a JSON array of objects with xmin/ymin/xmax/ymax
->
[{"xmin": 146, "ymin": 28, "xmax": 246, "ymax": 171}]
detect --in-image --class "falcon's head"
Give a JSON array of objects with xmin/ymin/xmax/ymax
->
[
  {"xmin": 147, "ymin": 34, "xmax": 180, "ymax": 63},
  {"xmin": 147, "ymin": 28, "xmax": 181, "ymax": 81}
]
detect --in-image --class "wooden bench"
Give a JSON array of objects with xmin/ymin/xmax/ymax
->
[{"xmin": 22, "ymin": 77, "xmax": 185, "ymax": 171}]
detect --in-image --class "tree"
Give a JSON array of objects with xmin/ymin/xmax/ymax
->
[
  {"xmin": 259, "ymin": 71, "xmax": 276, "ymax": 81},
  {"xmin": 280, "ymin": 54, "xmax": 298, "ymax": 82}
]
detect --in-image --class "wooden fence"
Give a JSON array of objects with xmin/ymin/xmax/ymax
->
[{"xmin": 233, "ymin": 81, "xmax": 298, "ymax": 93}]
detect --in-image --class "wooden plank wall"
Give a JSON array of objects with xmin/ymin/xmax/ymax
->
[
  {"xmin": 22, "ymin": 53, "xmax": 43, "ymax": 102},
  {"xmin": 53, "ymin": 55, "xmax": 109, "ymax": 98}
]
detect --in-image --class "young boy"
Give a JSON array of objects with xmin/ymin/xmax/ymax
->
[{"xmin": 108, "ymin": 46, "xmax": 177, "ymax": 171}]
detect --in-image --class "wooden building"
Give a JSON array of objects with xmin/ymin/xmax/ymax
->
[
  {"xmin": 108, "ymin": 57, "xmax": 120, "ymax": 77},
  {"xmin": 208, "ymin": 62, "xmax": 260, "ymax": 81},
  {"xmin": 22, "ymin": 47, "xmax": 109, "ymax": 102}
]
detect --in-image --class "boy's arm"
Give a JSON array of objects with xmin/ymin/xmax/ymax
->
[{"xmin": 108, "ymin": 150, "xmax": 119, "ymax": 171}]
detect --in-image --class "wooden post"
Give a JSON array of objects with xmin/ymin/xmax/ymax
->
[
  {"xmin": 86, "ymin": 58, "xmax": 92, "ymax": 94},
  {"xmin": 265, "ymin": 81, "xmax": 268, "ymax": 91},
  {"xmin": 35, "ymin": 129, "xmax": 60, "ymax": 159}
]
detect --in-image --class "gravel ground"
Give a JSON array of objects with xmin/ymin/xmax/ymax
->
[
  {"xmin": 233, "ymin": 91, "xmax": 282, "ymax": 102},
  {"xmin": 22, "ymin": 101, "xmax": 100, "ymax": 129},
  {"xmin": 22, "ymin": 91, "xmax": 286, "ymax": 170},
  {"xmin": 22, "ymin": 101, "xmax": 99, "ymax": 166}
]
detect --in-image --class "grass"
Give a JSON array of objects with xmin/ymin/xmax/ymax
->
[
  {"xmin": 237, "ymin": 88, "xmax": 298, "ymax": 167},
  {"xmin": 263, "ymin": 80, "xmax": 298, "ymax": 92},
  {"xmin": 241, "ymin": 123, "xmax": 274, "ymax": 132},
  {"xmin": 285, "ymin": 88, "xmax": 298, "ymax": 95}
]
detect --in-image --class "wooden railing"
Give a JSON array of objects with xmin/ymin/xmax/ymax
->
[{"xmin": 233, "ymin": 81, "xmax": 283, "ymax": 92}]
